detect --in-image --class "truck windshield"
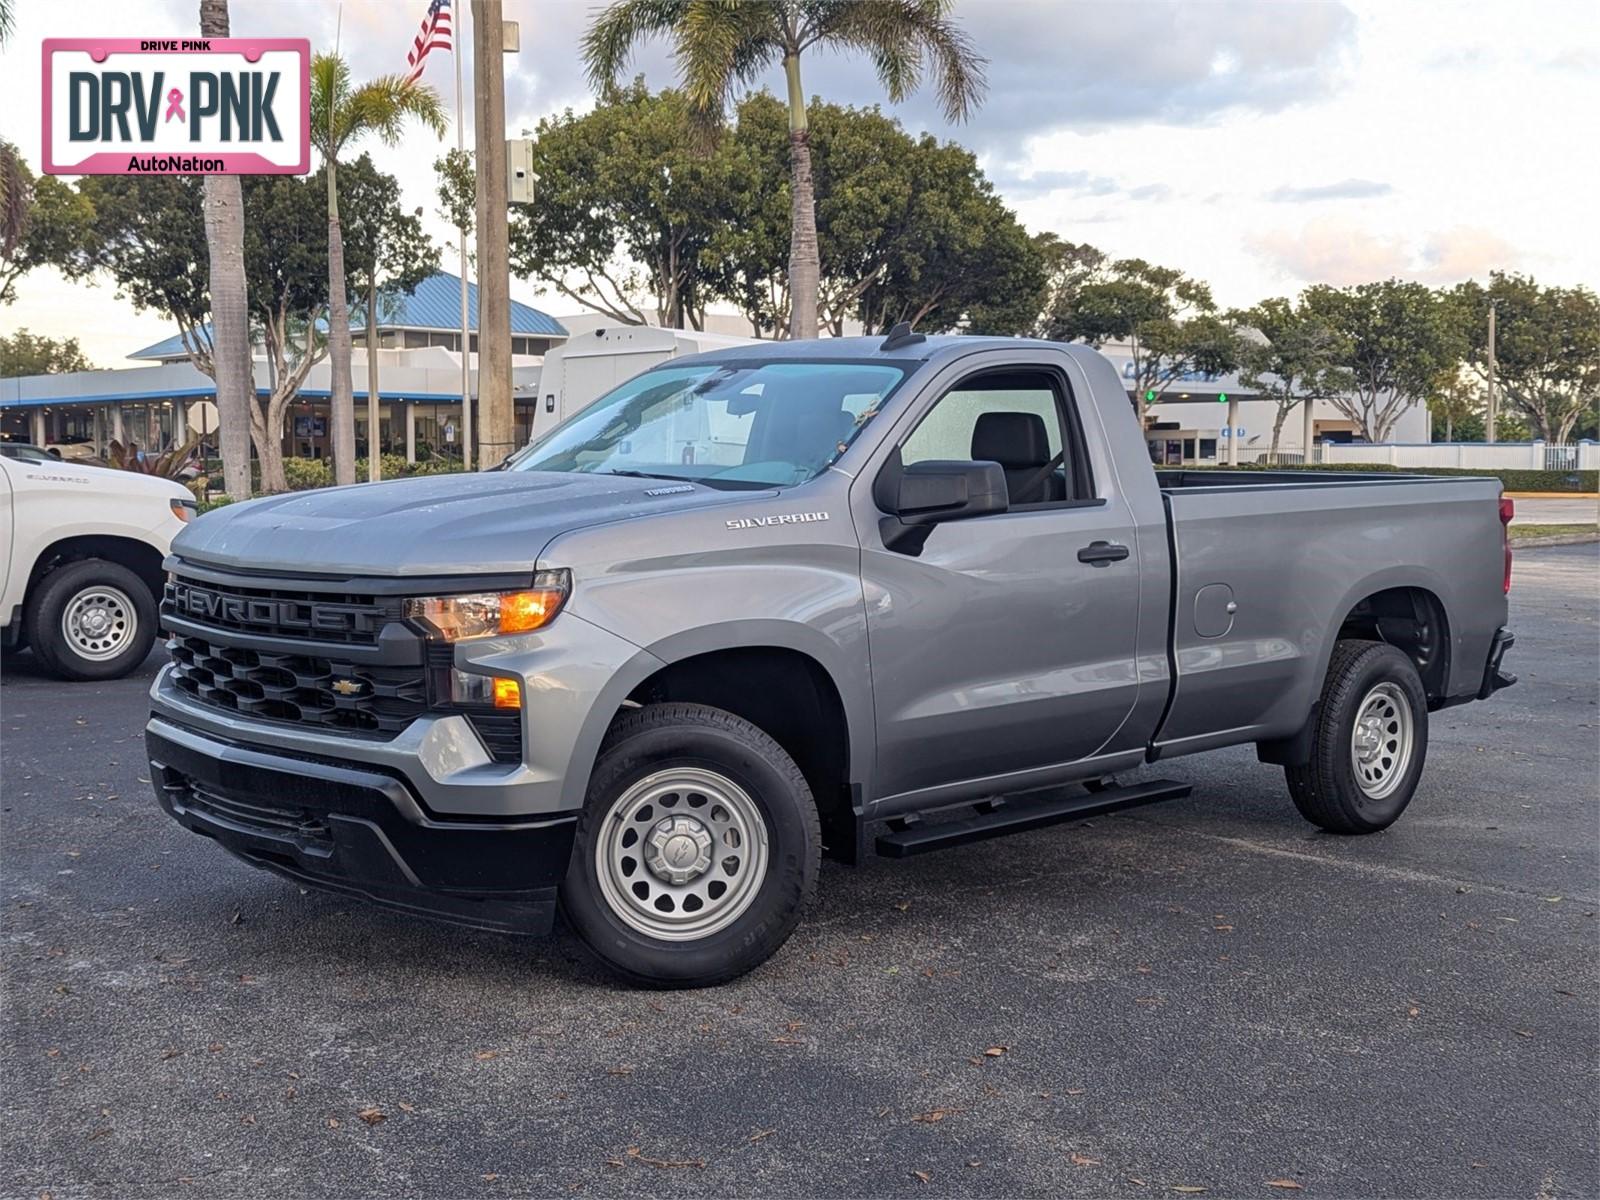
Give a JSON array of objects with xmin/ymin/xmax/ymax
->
[{"xmin": 509, "ymin": 361, "xmax": 908, "ymax": 489}]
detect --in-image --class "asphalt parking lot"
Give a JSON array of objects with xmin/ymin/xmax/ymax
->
[{"xmin": 2, "ymin": 544, "xmax": 1596, "ymax": 1200}]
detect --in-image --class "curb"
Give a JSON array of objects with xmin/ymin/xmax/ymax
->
[
  {"xmin": 1503, "ymin": 492, "xmax": 1600, "ymax": 500},
  {"xmin": 1510, "ymin": 533, "xmax": 1599, "ymax": 548}
]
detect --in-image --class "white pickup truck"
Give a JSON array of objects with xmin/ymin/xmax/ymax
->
[{"xmin": 0, "ymin": 450, "xmax": 195, "ymax": 680}]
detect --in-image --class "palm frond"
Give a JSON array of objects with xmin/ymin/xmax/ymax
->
[
  {"xmin": 583, "ymin": 0, "xmax": 694, "ymax": 93},
  {"xmin": 815, "ymin": 0, "xmax": 986, "ymax": 122}
]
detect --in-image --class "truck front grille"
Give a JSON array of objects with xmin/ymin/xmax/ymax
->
[
  {"xmin": 161, "ymin": 570, "xmax": 524, "ymax": 763},
  {"xmin": 167, "ymin": 632, "xmax": 427, "ymax": 736}
]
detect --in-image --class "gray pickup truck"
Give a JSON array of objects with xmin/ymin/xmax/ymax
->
[{"xmin": 147, "ymin": 332, "xmax": 1516, "ymax": 986}]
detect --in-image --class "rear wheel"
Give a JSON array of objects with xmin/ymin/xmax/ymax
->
[
  {"xmin": 1286, "ymin": 639, "xmax": 1429, "ymax": 834},
  {"xmin": 25, "ymin": 559, "xmax": 158, "ymax": 682},
  {"xmin": 560, "ymin": 702, "xmax": 820, "ymax": 987}
]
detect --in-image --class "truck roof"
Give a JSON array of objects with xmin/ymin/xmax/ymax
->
[{"xmin": 671, "ymin": 333, "xmax": 1067, "ymax": 368}]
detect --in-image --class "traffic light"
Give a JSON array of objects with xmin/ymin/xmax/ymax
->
[
  {"xmin": 1144, "ymin": 390, "xmax": 1157, "ymax": 403},
  {"xmin": 1217, "ymin": 392, "xmax": 1229, "ymax": 403}
]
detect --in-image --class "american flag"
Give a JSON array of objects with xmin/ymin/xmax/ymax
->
[{"xmin": 404, "ymin": 0, "xmax": 452, "ymax": 87}]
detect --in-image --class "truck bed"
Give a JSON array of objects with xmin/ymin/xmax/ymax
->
[
  {"xmin": 1155, "ymin": 468, "xmax": 1474, "ymax": 490},
  {"xmin": 1149, "ymin": 469, "xmax": 1507, "ymax": 758}
]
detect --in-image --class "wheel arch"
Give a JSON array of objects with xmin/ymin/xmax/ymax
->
[
  {"xmin": 27, "ymin": 533, "xmax": 167, "ymax": 606},
  {"xmin": 568, "ymin": 621, "xmax": 869, "ymax": 860},
  {"xmin": 1258, "ymin": 576, "xmax": 1452, "ymax": 767}
]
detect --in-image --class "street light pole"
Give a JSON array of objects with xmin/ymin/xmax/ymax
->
[
  {"xmin": 472, "ymin": 0, "xmax": 514, "ymax": 468},
  {"xmin": 1485, "ymin": 301, "xmax": 1498, "ymax": 445}
]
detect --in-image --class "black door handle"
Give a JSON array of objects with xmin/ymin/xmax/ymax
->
[{"xmin": 1077, "ymin": 540, "xmax": 1130, "ymax": 567}]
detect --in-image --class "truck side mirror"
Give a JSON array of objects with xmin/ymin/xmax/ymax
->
[{"xmin": 876, "ymin": 456, "xmax": 1009, "ymax": 555}]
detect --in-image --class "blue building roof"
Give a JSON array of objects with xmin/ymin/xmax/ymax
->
[{"xmin": 128, "ymin": 271, "xmax": 567, "ymax": 360}]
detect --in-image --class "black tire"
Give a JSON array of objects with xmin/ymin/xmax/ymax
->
[
  {"xmin": 560, "ymin": 702, "xmax": 821, "ymax": 988},
  {"xmin": 1286, "ymin": 639, "xmax": 1429, "ymax": 834},
  {"xmin": 24, "ymin": 559, "xmax": 159, "ymax": 682}
]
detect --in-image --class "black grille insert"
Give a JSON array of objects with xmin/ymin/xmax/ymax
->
[{"xmin": 168, "ymin": 631, "xmax": 427, "ymax": 736}]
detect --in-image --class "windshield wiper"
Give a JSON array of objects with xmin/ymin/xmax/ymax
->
[{"xmin": 598, "ymin": 469, "xmax": 699, "ymax": 483}]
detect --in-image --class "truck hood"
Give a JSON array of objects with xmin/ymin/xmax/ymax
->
[{"xmin": 172, "ymin": 470, "xmax": 761, "ymax": 579}]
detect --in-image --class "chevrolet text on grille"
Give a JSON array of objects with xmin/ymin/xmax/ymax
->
[{"xmin": 168, "ymin": 582, "xmax": 381, "ymax": 635}]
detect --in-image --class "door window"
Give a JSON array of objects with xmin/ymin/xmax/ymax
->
[{"xmin": 900, "ymin": 369, "xmax": 1092, "ymax": 507}]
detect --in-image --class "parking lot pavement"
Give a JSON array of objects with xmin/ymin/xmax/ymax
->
[
  {"xmin": 1511, "ymin": 497, "xmax": 1599, "ymax": 525},
  {"xmin": 2, "ymin": 544, "xmax": 1595, "ymax": 1200}
]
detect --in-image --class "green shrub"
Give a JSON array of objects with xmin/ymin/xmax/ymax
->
[
  {"xmin": 197, "ymin": 495, "xmax": 236, "ymax": 515},
  {"xmin": 283, "ymin": 457, "xmax": 333, "ymax": 491},
  {"xmin": 1185, "ymin": 461, "xmax": 1597, "ymax": 493}
]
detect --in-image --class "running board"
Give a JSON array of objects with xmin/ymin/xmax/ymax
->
[{"xmin": 874, "ymin": 778, "xmax": 1192, "ymax": 858}]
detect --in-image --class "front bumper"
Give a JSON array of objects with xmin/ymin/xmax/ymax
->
[{"xmin": 147, "ymin": 719, "xmax": 577, "ymax": 935}]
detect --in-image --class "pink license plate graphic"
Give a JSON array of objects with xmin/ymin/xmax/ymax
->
[{"xmin": 42, "ymin": 38, "xmax": 310, "ymax": 175}]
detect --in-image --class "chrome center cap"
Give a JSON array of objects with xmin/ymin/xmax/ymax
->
[
  {"xmin": 643, "ymin": 815, "xmax": 714, "ymax": 885},
  {"xmin": 1355, "ymin": 717, "xmax": 1384, "ymax": 762},
  {"xmin": 83, "ymin": 608, "xmax": 112, "ymax": 635}
]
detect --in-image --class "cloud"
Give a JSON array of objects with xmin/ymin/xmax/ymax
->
[
  {"xmin": 497, "ymin": 0, "xmax": 1357, "ymax": 156},
  {"xmin": 1247, "ymin": 218, "xmax": 1520, "ymax": 286},
  {"xmin": 1266, "ymin": 178, "xmax": 1393, "ymax": 202}
]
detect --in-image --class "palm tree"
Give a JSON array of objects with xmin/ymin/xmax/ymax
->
[
  {"xmin": 199, "ymin": 0, "xmax": 253, "ymax": 500},
  {"xmin": 311, "ymin": 54, "xmax": 444, "ymax": 485},
  {"xmin": 584, "ymin": 0, "xmax": 985, "ymax": 340},
  {"xmin": 0, "ymin": 0, "xmax": 24, "ymax": 272}
]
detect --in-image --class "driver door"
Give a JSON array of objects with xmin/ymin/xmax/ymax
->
[{"xmin": 857, "ymin": 360, "xmax": 1144, "ymax": 804}]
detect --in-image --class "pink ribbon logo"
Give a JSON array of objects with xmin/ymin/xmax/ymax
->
[{"xmin": 164, "ymin": 88, "xmax": 185, "ymax": 123}]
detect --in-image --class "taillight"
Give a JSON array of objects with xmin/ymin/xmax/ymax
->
[{"xmin": 1499, "ymin": 496, "xmax": 1514, "ymax": 594}]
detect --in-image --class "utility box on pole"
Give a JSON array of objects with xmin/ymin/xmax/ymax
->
[{"xmin": 507, "ymin": 139, "xmax": 536, "ymax": 205}]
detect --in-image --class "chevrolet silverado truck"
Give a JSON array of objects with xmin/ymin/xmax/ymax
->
[
  {"xmin": 1, "ymin": 450, "xmax": 195, "ymax": 680},
  {"xmin": 146, "ymin": 332, "xmax": 1516, "ymax": 986}
]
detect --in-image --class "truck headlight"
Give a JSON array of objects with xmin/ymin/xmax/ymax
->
[{"xmin": 405, "ymin": 570, "xmax": 570, "ymax": 641}]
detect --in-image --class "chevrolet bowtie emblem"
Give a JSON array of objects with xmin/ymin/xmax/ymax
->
[{"xmin": 330, "ymin": 678, "xmax": 365, "ymax": 697}]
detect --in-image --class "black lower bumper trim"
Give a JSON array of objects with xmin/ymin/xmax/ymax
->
[
  {"xmin": 147, "ymin": 724, "xmax": 576, "ymax": 936},
  {"xmin": 1479, "ymin": 626, "xmax": 1517, "ymax": 699}
]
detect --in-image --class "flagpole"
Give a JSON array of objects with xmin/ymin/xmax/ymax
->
[{"xmin": 455, "ymin": 0, "xmax": 473, "ymax": 471}]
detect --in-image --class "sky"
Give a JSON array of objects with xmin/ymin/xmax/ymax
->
[{"xmin": 2, "ymin": 0, "xmax": 1598, "ymax": 368}]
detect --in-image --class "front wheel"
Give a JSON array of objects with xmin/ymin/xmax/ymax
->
[
  {"xmin": 24, "ymin": 559, "xmax": 158, "ymax": 682},
  {"xmin": 560, "ymin": 703, "xmax": 820, "ymax": 988},
  {"xmin": 1285, "ymin": 639, "xmax": 1429, "ymax": 834}
]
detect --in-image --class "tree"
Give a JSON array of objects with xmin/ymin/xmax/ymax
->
[
  {"xmin": 69, "ymin": 172, "xmax": 361, "ymax": 493},
  {"xmin": 708, "ymin": 93, "xmax": 1041, "ymax": 336},
  {"xmin": 0, "ymin": 330, "xmax": 91, "ymax": 376},
  {"xmin": 72, "ymin": 175, "xmax": 213, "ymax": 361},
  {"xmin": 1453, "ymin": 273, "xmax": 1600, "ymax": 443},
  {"xmin": 1045, "ymin": 257, "xmax": 1238, "ymax": 419},
  {"xmin": 1232, "ymin": 297, "xmax": 1353, "ymax": 455},
  {"xmin": 1301, "ymin": 280, "xmax": 1467, "ymax": 442},
  {"xmin": 199, "ymin": 0, "xmax": 254, "ymax": 500},
  {"xmin": 583, "ymin": 0, "xmax": 986, "ymax": 341},
  {"xmin": 239, "ymin": 173, "xmax": 337, "ymax": 493},
  {"xmin": 0, "ymin": 166, "xmax": 96, "ymax": 307},
  {"xmin": 1426, "ymin": 371, "xmax": 1486, "ymax": 442},
  {"xmin": 505, "ymin": 83, "xmax": 735, "ymax": 329},
  {"xmin": 310, "ymin": 53, "xmax": 444, "ymax": 485},
  {"xmin": 1030, "ymin": 234, "xmax": 1106, "ymax": 337},
  {"xmin": 330, "ymin": 153, "xmax": 439, "ymax": 480}
]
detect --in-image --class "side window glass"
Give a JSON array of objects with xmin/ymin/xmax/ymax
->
[{"xmin": 901, "ymin": 374, "xmax": 1081, "ymax": 507}]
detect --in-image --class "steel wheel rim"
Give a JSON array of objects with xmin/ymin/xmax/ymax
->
[
  {"xmin": 594, "ymin": 766, "xmax": 770, "ymax": 941},
  {"xmin": 1350, "ymin": 681, "xmax": 1413, "ymax": 801},
  {"xmin": 60, "ymin": 585, "xmax": 138, "ymax": 662}
]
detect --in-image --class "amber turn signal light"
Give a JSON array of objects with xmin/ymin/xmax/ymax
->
[{"xmin": 492, "ymin": 677, "xmax": 522, "ymax": 709}]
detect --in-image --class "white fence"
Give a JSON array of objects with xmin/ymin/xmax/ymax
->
[{"xmin": 1253, "ymin": 442, "xmax": 1598, "ymax": 472}]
